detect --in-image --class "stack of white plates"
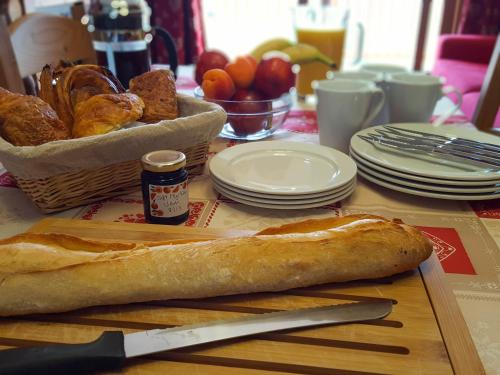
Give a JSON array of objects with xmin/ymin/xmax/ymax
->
[
  {"xmin": 209, "ymin": 141, "xmax": 357, "ymax": 209},
  {"xmin": 350, "ymin": 123, "xmax": 500, "ymax": 200}
]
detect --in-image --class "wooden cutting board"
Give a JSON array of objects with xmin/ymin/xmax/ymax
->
[{"xmin": 0, "ymin": 218, "xmax": 484, "ymax": 375}]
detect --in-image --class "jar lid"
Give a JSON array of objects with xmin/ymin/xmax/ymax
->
[{"xmin": 141, "ymin": 150, "xmax": 186, "ymax": 172}]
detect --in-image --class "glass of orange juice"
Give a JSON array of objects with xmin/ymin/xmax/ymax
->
[{"xmin": 294, "ymin": 3, "xmax": 363, "ymax": 97}]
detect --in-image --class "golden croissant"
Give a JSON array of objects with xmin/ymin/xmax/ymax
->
[
  {"xmin": 72, "ymin": 93, "xmax": 144, "ymax": 138},
  {"xmin": 0, "ymin": 87, "xmax": 70, "ymax": 146},
  {"xmin": 40, "ymin": 63, "xmax": 125, "ymax": 130}
]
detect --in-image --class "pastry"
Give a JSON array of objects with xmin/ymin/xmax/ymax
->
[
  {"xmin": 40, "ymin": 63, "xmax": 125, "ymax": 130},
  {"xmin": 0, "ymin": 88, "xmax": 70, "ymax": 146},
  {"xmin": 130, "ymin": 69, "xmax": 178, "ymax": 122},
  {"xmin": 0, "ymin": 214, "xmax": 433, "ymax": 316},
  {"xmin": 72, "ymin": 93, "xmax": 144, "ymax": 138}
]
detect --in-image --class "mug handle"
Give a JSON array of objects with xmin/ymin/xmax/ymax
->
[
  {"xmin": 152, "ymin": 26, "xmax": 179, "ymax": 78},
  {"xmin": 431, "ymin": 85, "xmax": 463, "ymax": 127},
  {"xmin": 361, "ymin": 88, "xmax": 385, "ymax": 129},
  {"xmin": 352, "ymin": 22, "xmax": 365, "ymax": 65}
]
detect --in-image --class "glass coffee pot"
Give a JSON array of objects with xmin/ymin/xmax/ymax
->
[{"xmin": 87, "ymin": 0, "xmax": 178, "ymax": 88}]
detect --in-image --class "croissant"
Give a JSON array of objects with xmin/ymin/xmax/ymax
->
[
  {"xmin": 0, "ymin": 87, "xmax": 70, "ymax": 146},
  {"xmin": 130, "ymin": 69, "xmax": 178, "ymax": 123},
  {"xmin": 40, "ymin": 63, "xmax": 125, "ymax": 130},
  {"xmin": 72, "ymin": 93, "xmax": 144, "ymax": 138}
]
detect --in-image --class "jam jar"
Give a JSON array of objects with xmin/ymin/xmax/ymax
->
[{"xmin": 141, "ymin": 150, "xmax": 189, "ymax": 225}]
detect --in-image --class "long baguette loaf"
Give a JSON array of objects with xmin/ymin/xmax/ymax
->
[{"xmin": 0, "ymin": 214, "xmax": 432, "ymax": 316}]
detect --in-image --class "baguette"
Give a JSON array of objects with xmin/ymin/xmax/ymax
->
[{"xmin": 0, "ymin": 214, "xmax": 432, "ymax": 316}]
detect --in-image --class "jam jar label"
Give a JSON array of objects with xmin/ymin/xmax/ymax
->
[{"xmin": 149, "ymin": 181, "xmax": 188, "ymax": 218}]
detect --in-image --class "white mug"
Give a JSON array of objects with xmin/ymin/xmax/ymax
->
[
  {"xmin": 330, "ymin": 70, "xmax": 388, "ymax": 125},
  {"xmin": 385, "ymin": 72, "xmax": 462, "ymax": 126},
  {"xmin": 314, "ymin": 79, "xmax": 385, "ymax": 153}
]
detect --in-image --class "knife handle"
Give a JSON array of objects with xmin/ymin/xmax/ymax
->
[{"xmin": 0, "ymin": 331, "xmax": 125, "ymax": 375}]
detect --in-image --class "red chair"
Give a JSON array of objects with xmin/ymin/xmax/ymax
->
[{"xmin": 432, "ymin": 34, "xmax": 499, "ymax": 128}]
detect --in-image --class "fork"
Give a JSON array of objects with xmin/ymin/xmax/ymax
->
[
  {"xmin": 374, "ymin": 128, "xmax": 500, "ymax": 160},
  {"xmin": 383, "ymin": 125, "xmax": 500, "ymax": 153},
  {"xmin": 358, "ymin": 134, "xmax": 500, "ymax": 170}
]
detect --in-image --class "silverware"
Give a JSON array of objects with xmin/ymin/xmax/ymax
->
[
  {"xmin": 0, "ymin": 301, "xmax": 392, "ymax": 375},
  {"xmin": 383, "ymin": 125, "xmax": 500, "ymax": 153},
  {"xmin": 358, "ymin": 126, "xmax": 500, "ymax": 170}
]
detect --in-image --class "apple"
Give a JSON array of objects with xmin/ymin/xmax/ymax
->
[
  {"xmin": 227, "ymin": 89, "xmax": 271, "ymax": 135},
  {"xmin": 254, "ymin": 57, "xmax": 295, "ymax": 99},
  {"xmin": 195, "ymin": 50, "xmax": 229, "ymax": 85}
]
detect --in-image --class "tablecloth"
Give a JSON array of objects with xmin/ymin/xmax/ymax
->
[{"xmin": 0, "ymin": 75, "xmax": 499, "ymax": 374}]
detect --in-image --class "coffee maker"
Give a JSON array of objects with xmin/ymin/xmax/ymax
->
[{"xmin": 87, "ymin": 0, "xmax": 178, "ymax": 88}]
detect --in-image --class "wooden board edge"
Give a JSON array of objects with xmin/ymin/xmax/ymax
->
[{"xmin": 420, "ymin": 253, "xmax": 485, "ymax": 375}]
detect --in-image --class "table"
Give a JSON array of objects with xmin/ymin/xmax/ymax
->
[{"xmin": 0, "ymin": 69, "xmax": 499, "ymax": 374}]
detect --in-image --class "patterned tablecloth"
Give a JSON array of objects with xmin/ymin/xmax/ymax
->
[{"xmin": 0, "ymin": 76, "xmax": 499, "ymax": 374}]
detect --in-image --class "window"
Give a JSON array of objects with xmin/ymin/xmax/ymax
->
[{"xmin": 202, "ymin": 0, "xmax": 444, "ymax": 71}]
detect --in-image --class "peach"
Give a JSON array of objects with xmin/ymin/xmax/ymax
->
[
  {"xmin": 224, "ymin": 56, "xmax": 256, "ymax": 89},
  {"xmin": 244, "ymin": 55, "xmax": 257, "ymax": 72},
  {"xmin": 202, "ymin": 69, "xmax": 236, "ymax": 100}
]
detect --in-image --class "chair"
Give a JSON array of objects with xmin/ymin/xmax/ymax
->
[
  {"xmin": 472, "ymin": 35, "xmax": 500, "ymax": 134},
  {"xmin": 0, "ymin": 12, "xmax": 95, "ymax": 94}
]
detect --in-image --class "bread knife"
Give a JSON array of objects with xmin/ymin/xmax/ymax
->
[{"xmin": 0, "ymin": 300, "xmax": 392, "ymax": 375}]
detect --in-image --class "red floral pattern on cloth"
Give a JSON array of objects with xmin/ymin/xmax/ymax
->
[
  {"xmin": 0, "ymin": 172, "xmax": 17, "ymax": 188},
  {"xmin": 417, "ymin": 226, "xmax": 476, "ymax": 275},
  {"xmin": 81, "ymin": 201, "xmax": 105, "ymax": 220},
  {"xmin": 281, "ymin": 110, "xmax": 318, "ymax": 134},
  {"xmin": 117, "ymin": 213, "xmax": 145, "ymax": 223},
  {"xmin": 469, "ymin": 199, "xmax": 500, "ymax": 219},
  {"xmin": 204, "ymin": 200, "xmax": 220, "ymax": 227},
  {"xmin": 149, "ymin": 0, "xmax": 205, "ymax": 65},
  {"xmin": 81, "ymin": 196, "xmax": 205, "ymax": 227}
]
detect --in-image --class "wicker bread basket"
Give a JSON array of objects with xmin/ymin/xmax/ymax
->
[{"xmin": 0, "ymin": 94, "xmax": 226, "ymax": 213}]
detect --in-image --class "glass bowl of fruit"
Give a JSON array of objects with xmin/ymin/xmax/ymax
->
[
  {"xmin": 194, "ymin": 86, "xmax": 292, "ymax": 141},
  {"xmin": 194, "ymin": 54, "xmax": 295, "ymax": 140}
]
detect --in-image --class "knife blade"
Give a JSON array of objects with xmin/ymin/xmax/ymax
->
[{"xmin": 0, "ymin": 300, "xmax": 392, "ymax": 375}]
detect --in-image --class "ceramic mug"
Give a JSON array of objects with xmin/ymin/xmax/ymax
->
[
  {"xmin": 385, "ymin": 72, "xmax": 462, "ymax": 126},
  {"xmin": 329, "ymin": 70, "xmax": 388, "ymax": 125},
  {"xmin": 360, "ymin": 63, "xmax": 408, "ymax": 79},
  {"xmin": 314, "ymin": 79, "xmax": 385, "ymax": 153}
]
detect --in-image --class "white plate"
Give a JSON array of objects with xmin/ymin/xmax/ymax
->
[
  {"xmin": 358, "ymin": 168, "xmax": 500, "ymax": 201},
  {"xmin": 351, "ymin": 123, "xmax": 500, "ymax": 181},
  {"xmin": 210, "ymin": 141, "xmax": 357, "ymax": 195},
  {"xmin": 214, "ymin": 183, "xmax": 355, "ymax": 209},
  {"xmin": 213, "ymin": 178, "xmax": 356, "ymax": 205},
  {"xmin": 211, "ymin": 174, "xmax": 356, "ymax": 200},
  {"xmin": 356, "ymin": 162, "xmax": 500, "ymax": 193},
  {"xmin": 349, "ymin": 147, "xmax": 500, "ymax": 186}
]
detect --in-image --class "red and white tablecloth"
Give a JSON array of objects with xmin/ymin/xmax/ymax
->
[{"xmin": 0, "ymin": 74, "xmax": 499, "ymax": 374}]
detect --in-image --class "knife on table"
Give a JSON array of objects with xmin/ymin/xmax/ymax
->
[{"xmin": 0, "ymin": 300, "xmax": 392, "ymax": 375}]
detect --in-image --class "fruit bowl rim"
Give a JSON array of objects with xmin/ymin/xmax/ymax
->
[{"xmin": 193, "ymin": 86, "xmax": 292, "ymax": 106}]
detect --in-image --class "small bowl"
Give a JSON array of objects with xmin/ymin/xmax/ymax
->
[{"xmin": 194, "ymin": 87, "xmax": 292, "ymax": 140}]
